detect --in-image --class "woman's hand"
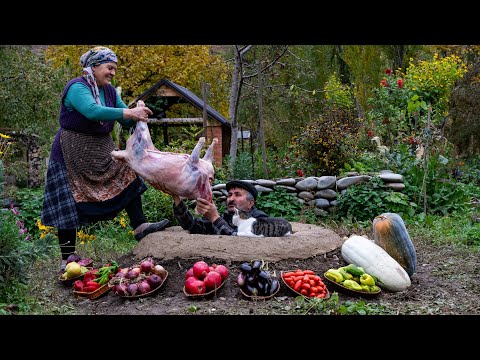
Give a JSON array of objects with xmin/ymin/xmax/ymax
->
[{"xmin": 123, "ymin": 106, "xmax": 153, "ymax": 122}]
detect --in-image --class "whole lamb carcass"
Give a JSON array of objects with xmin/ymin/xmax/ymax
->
[{"xmin": 111, "ymin": 104, "xmax": 217, "ymax": 202}]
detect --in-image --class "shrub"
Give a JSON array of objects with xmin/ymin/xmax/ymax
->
[{"xmin": 292, "ymin": 107, "xmax": 361, "ymax": 176}]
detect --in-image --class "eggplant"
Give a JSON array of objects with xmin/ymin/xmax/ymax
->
[
  {"xmin": 270, "ymin": 279, "xmax": 279, "ymax": 294},
  {"xmin": 246, "ymin": 284, "xmax": 258, "ymax": 296},
  {"xmin": 239, "ymin": 263, "xmax": 252, "ymax": 274},
  {"xmin": 258, "ymin": 270, "xmax": 271, "ymax": 282},
  {"xmin": 263, "ymin": 282, "xmax": 271, "ymax": 295},
  {"xmin": 251, "ymin": 260, "xmax": 262, "ymax": 272},
  {"xmin": 247, "ymin": 275, "xmax": 256, "ymax": 285}
]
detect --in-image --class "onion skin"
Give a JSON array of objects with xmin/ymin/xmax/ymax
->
[
  {"xmin": 152, "ymin": 265, "xmax": 167, "ymax": 278},
  {"xmin": 237, "ymin": 273, "xmax": 246, "ymax": 287}
]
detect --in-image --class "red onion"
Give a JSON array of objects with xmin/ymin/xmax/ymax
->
[
  {"xmin": 140, "ymin": 259, "xmax": 154, "ymax": 273},
  {"xmin": 127, "ymin": 267, "xmax": 141, "ymax": 279},
  {"xmin": 138, "ymin": 280, "xmax": 151, "ymax": 294},
  {"xmin": 147, "ymin": 274, "xmax": 162, "ymax": 289},
  {"xmin": 127, "ymin": 283, "xmax": 138, "ymax": 296}
]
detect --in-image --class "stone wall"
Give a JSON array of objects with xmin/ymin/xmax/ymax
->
[{"xmin": 212, "ymin": 170, "xmax": 405, "ymax": 216}]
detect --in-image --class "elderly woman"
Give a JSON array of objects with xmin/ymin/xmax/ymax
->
[{"xmin": 41, "ymin": 46, "xmax": 169, "ymax": 271}]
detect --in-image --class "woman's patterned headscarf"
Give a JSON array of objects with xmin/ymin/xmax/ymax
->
[{"xmin": 80, "ymin": 46, "xmax": 118, "ymax": 105}]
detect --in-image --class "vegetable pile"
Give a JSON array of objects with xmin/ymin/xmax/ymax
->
[
  {"xmin": 73, "ymin": 261, "xmax": 119, "ymax": 293},
  {"xmin": 109, "ymin": 258, "xmax": 167, "ymax": 297},
  {"xmin": 237, "ymin": 260, "xmax": 279, "ymax": 297},
  {"xmin": 281, "ymin": 269, "xmax": 328, "ymax": 299},
  {"xmin": 184, "ymin": 260, "xmax": 229, "ymax": 295},
  {"xmin": 324, "ymin": 264, "xmax": 381, "ymax": 293}
]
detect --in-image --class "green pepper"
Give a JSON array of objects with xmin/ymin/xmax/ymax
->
[
  {"xmin": 342, "ymin": 280, "xmax": 363, "ymax": 291},
  {"xmin": 325, "ymin": 269, "xmax": 344, "ymax": 283},
  {"xmin": 360, "ymin": 273, "xmax": 375, "ymax": 286},
  {"xmin": 338, "ymin": 268, "xmax": 353, "ymax": 280}
]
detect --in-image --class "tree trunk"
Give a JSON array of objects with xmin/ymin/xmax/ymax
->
[{"xmin": 257, "ymin": 58, "xmax": 268, "ymax": 178}]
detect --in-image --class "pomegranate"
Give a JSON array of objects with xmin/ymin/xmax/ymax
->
[
  {"xmin": 185, "ymin": 279, "xmax": 206, "ymax": 295},
  {"xmin": 213, "ymin": 265, "xmax": 229, "ymax": 281},
  {"xmin": 185, "ymin": 268, "xmax": 195, "ymax": 280},
  {"xmin": 192, "ymin": 261, "xmax": 210, "ymax": 280},
  {"xmin": 185, "ymin": 276, "xmax": 197, "ymax": 287},
  {"xmin": 204, "ymin": 271, "xmax": 223, "ymax": 291}
]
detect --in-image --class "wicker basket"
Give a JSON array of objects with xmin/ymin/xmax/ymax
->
[
  {"xmin": 114, "ymin": 271, "xmax": 169, "ymax": 300},
  {"xmin": 323, "ymin": 272, "xmax": 381, "ymax": 298},
  {"xmin": 73, "ymin": 283, "xmax": 111, "ymax": 300},
  {"xmin": 238, "ymin": 281, "xmax": 280, "ymax": 301}
]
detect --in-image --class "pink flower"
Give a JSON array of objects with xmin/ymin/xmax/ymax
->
[
  {"xmin": 397, "ymin": 78, "xmax": 404, "ymax": 88},
  {"xmin": 10, "ymin": 204, "xmax": 19, "ymax": 216}
]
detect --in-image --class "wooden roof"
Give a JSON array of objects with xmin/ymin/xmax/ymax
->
[{"xmin": 134, "ymin": 79, "xmax": 230, "ymax": 127}]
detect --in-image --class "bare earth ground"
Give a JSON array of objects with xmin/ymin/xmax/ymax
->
[{"xmin": 30, "ymin": 222, "xmax": 480, "ymax": 317}]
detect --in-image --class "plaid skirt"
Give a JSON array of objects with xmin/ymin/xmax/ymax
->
[{"xmin": 41, "ymin": 159, "xmax": 147, "ymax": 229}]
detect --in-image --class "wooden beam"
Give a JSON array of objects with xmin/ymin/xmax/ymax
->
[
  {"xmin": 155, "ymin": 86, "xmax": 181, "ymax": 97},
  {"xmin": 148, "ymin": 118, "xmax": 204, "ymax": 124}
]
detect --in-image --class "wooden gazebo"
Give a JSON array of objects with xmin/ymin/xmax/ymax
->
[{"xmin": 133, "ymin": 79, "xmax": 231, "ymax": 167}]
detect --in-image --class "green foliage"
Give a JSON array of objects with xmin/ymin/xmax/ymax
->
[
  {"xmin": 12, "ymin": 187, "xmax": 44, "ymax": 238},
  {"xmin": 256, "ymin": 187, "xmax": 303, "ymax": 221},
  {"xmin": 324, "ymin": 72, "xmax": 355, "ymax": 109},
  {"xmin": 293, "ymin": 292, "xmax": 394, "ymax": 315},
  {"xmin": 409, "ymin": 211, "xmax": 480, "ymax": 248},
  {"xmin": 292, "ymin": 107, "xmax": 362, "ymax": 176},
  {"xmin": 334, "ymin": 177, "xmax": 415, "ymax": 222},
  {"xmin": 402, "ymin": 154, "xmax": 472, "ymax": 216},
  {"xmin": 0, "ymin": 208, "xmax": 56, "ymax": 287},
  {"xmin": 0, "ymin": 46, "xmax": 65, "ymax": 146},
  {"xmin": 0, "ymin": 160, "xmax": 4, "ymax": 199},
  {"xmin": 232, "ymin": 151, "xmax": 255, "ymax": 180},
  {"xmin": 76, "ymin": 221, "xmax": 137, "ymax": 261},
  {"xmin": 141, "ymin": 186, "xmax": 177, "ymax": 226},
  {"xmin": 405, "ymin": 53, "xmax": 467, "ymax": 116}
]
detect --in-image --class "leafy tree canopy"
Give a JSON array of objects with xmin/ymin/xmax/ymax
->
[{"xmin": 44, "ymin": 45, "xmax": 231, "ymax": 117}]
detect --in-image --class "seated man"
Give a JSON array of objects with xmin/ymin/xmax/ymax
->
[{"xmin": 172, "ymin": 180, "xmax": 268, "ymax": 235}]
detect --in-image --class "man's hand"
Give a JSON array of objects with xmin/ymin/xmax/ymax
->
[{"xmin": 195, "ymin": 198, "xmax": 220, "ymax": 222}]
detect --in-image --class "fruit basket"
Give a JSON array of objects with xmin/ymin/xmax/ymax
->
[
  {"xmin": 73, "ymin": 283, "xmax": 111, "ymax": 300},
  {"xmin": 281, "ymin": 270, "xmax": 330, "ymax": 300},
  {"xmin": 111, "ymin": 271, "xmax": 169, "ymax": 299},
  {"xmin": 323, "ymin": 272, "xmax": 381, "ymax": 298},
  {"xmin": 183, "ymin": 277, "xmax": 226, "ymax": 299}
]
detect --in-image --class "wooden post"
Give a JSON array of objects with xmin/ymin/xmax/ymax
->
[{"xmin": 202, "ymin": 81, "xmax": 208, "ymax": 139}]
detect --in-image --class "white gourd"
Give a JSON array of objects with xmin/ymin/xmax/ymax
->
[{"xmin": 341, "ymin": 235, "xmax": 411, "ymax": 292}]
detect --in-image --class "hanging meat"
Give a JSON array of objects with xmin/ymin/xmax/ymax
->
[{"xmin": 111, "ymin": 101, "xmax": 217, "ymax": 202}]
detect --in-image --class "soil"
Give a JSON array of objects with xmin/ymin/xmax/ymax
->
[{"xmin": 30, "ymin": 222, "xmax": 480, "ymax": 317}]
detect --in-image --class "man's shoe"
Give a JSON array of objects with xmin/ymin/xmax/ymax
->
[{"xmin": 134, "ymin": 219, "xmax": 170, "ymax": 241}]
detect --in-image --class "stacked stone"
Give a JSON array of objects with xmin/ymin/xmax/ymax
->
[{"xmin": 212, "ymin": 170, "xmax": 405, "ymax": 216}]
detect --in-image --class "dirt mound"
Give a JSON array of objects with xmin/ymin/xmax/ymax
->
[{"xmin": 132, "ymin": 222, "xmax": 344, "ymax": 262}]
